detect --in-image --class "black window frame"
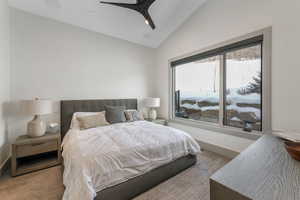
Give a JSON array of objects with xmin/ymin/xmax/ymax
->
[{"xmin": 171, "ymin": 35, "xmax": 264, "ymax": 132}]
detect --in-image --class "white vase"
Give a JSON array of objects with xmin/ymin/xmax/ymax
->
[
  {"xmin": 148, "ymin": 108, "xmax": 157, "ymax": 120},
  {"xmin": 27, "ymin": 115, "xmax": 46, "ymax": 137}
]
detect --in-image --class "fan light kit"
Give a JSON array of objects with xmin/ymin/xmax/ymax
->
[{"xmin": 100, "ymin": 0, "xmax": 157, "ymax": 30}]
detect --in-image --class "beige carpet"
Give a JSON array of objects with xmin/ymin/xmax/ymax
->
[{"xmin": 0, "ymin": 151, "xmax": 229, "ymax": 200}]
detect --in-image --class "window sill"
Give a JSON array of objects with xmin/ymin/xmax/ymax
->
[{"xmin": 170, "ymin": 118, "xmax": 262, "ymax": 140}]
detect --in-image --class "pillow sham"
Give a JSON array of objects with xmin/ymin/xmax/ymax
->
[
  {"xmin": 70, "ymin": 112, "xmax": 103, "ymax": 130},
  {"xmin": 124, "ymin": 110, "xmax": 144, "ymax": 122},
  {"xmin": 77, "ymin": 112, "xmax": 109, "ymax": 130},
  {"xmin": 105, "ymin": 105, "xmax": 126, "ymax": 124}
]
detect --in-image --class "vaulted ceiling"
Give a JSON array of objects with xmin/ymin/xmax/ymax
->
[{"xmin": 8, "ymin": 0, "xmax": 207, "ymax": 48}]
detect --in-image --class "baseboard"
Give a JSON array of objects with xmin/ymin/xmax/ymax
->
[
  {"xmin": 198, "ymin": 140, "xmax": 238, "ymax": 159},
  {"xmin": 0, "ymin": 156, "xmax": 10, "ymax": 176},
  {"xmin": 169, "ymin": 122, "xmax": 254, "ymax": 159}
]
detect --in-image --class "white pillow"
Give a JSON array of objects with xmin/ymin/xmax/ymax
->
[
  {"xmin": 77, "ymin": 112, "xmax": 109, "ymax": 130},
  {"xmin": 124, "ymin": 109, "xmax": 144, "ymax": 121},
  {"xmin": 70, "ymin": 112, "xmax": 106, "ymax": 130}
]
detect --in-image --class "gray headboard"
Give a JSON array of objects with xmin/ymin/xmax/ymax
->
[{"xmin": 60, "ymin": 99, "xmax": 138, "ymax": 139}]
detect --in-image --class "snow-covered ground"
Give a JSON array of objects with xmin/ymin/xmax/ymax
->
[
  {"xmin": 180, "ymin": 89, "xmax": 261, "ymax": 120},
  {"xmin": 181, "ymin": 89, "xmax": 260, "ymax": 104}
]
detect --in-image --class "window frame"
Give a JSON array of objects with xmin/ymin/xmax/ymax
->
[
  {"xmin": 223, "ymin": 43, "xmax": 263, "ymax": 131},
  {"xmin": 168, "ymin": 28, "xmax": 272, "ymax": 139}
]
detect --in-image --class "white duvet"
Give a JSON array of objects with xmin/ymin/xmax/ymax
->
[{"xmin": 62, "ymin": 121, "xmax": 200, "ymax": 200}]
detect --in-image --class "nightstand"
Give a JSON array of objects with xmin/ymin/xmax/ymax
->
[
  {"xmin": 11, "ymin": 132, "xmax": 61, "ymax": 177},
  {"xmin": 146, "ymin": 118, "xmax": 168, "ymax": 126}
]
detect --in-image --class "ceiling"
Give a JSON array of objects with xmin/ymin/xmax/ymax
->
[{"xmin": 8, "ymin": 0, "xmax": 207, "ymax": 48}]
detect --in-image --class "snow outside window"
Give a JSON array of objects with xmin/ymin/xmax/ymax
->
[{"xmin": 172, "ymin": 39, "xmax": 263, "ymax": 132}]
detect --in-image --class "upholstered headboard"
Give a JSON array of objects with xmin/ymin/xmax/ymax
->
[{"xmin": 60, "ymin": 99, "xmax": 138, "ymax": 139}]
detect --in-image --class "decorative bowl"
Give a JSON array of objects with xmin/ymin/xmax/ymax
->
[{"xmin": 285, "ymin": 141, "xmax": 300, "ymax": 161}]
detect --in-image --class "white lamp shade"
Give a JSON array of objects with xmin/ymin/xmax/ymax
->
[
  {"xmin": 144, "ymin": 98, "xmax": 160, "ymax": 108},
  {"xmin": 22, "ymin": 99, "xmax": 53, "ymax": 115}
]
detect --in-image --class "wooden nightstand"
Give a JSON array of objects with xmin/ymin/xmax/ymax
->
[
  {"xmin": 146, "ymin": 118, "xmax": 168, "ymax": 126},
  {"xmin": 11, "ymin": 132, "xmax": 61, "ymax": 177}
]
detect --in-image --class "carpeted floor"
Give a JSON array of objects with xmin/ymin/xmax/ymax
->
[{"xmin": 0, "ymin": 151, "xmax": 229, "ymax": 200}]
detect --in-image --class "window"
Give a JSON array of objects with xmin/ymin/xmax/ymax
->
[
  {"xmin": 175, "ymin": 56, "xmax": 220, "ymax": 123},
  {"xmin": 224, "ymin": 45, "xmax": 262, "ymax": 131},
  {"xmin": 170, "ymin": 31, "xmax": 271, "ymax": 134}
]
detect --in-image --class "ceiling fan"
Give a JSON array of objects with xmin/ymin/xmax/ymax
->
[{"xmin": 100, "ymin": 0, "xmax": 157, "ymax": 30}]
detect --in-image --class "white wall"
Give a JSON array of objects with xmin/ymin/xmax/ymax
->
[
  {"xmin": 155, "ymin": 0, "xmax": 300, "ymax": 132},
  {"xmin": 272, "ymin": 1, "xmax": 300, "ymax": 132},
  {"xmin": 10, "ymin": 9, "xmax": 155, "ymax": 140},
  {"xmin": 0, "ymin": 0, "xmax": 10, "ymax": 168}
]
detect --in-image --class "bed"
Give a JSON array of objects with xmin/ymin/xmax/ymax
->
[{"xmin": 60, "ymin": 99, "xmax": 200, "ymax": 200}]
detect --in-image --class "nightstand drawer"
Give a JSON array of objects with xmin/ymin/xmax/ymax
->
[{"xmin": 16, "ymin": 140, "xmax": 58, "ymax": 158}]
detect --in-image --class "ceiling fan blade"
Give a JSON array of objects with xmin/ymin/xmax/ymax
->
[
  {"xmin": 100, "ymin": 1, "xmax": 138, "ymax": 11},
  {"xmin": 144, "ymin": 0, "xmax": 156, "ymax": 8},
  {"xmin": 100, "ymin": 0, "xmax": 157, "ymax": 30},
  {"xmin": 143, "ymin": 11, "xmax": 155, "ymax": 30}
]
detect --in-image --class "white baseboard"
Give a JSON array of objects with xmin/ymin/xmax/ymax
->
[{"xmin": 169, "ymin": 122, "xmax": 255, "ymax": 158}]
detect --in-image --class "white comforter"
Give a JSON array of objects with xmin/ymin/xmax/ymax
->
[{"xmin": 62, "ymin": 121, "xmax": 200, "ymax": 200}]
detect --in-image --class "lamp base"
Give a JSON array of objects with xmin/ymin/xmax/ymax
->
[
  {"xmin": 148, "ymin": 108, "xmax": 157, "ymax": 120},
  {"xmin": 27, "ymin": 115, "xmax": 46, "ymax": 138}
]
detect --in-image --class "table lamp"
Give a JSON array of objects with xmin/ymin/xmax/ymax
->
[
  {"xmin": 22, "ymin": 99, "xmax": 53, "ymax": 137},
  {"xmin": 144, "ymin": 98, "xmax": 160, "ymax": 120}
]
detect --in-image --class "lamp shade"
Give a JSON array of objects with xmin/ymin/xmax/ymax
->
[
  {"xmin": 144, "ymin": 98, "xmax": 160, "ymax": 108},
  {"xmin": 22, "ymin": 99, "xmax": 53, "ymax": 115}
]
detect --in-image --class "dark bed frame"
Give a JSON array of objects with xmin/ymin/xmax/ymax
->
[{"xmin": 60, "ymin": 99, "xmax": 197, "ymax": 200}]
